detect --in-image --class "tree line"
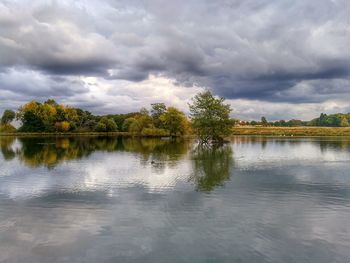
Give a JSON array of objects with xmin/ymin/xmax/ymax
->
[
  {"xmin": 0, "ymin": 91, "xmax": 233, "ymax": 142},
  {"xmin": 2, "ymin": 91, "xmax": 350, "ymax": 141},
  {"xmin": 0, "ymin": 99, "xmax": 190, "ymax": 136},
  {"xmin": 238, "ymin": 113, "xmax": 350, "ymax": 127}
]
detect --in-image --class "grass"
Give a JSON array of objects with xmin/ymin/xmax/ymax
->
[{"xmin": 231, "ymin": 126, "xmax": 350, "ymax": 136}]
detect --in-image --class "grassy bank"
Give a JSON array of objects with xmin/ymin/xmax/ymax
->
[{"xmin": 231, "ymin": 126, "xmax": 350, "ymax": 136}]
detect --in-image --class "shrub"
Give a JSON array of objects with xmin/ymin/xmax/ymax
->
[
  {"xmin": 0, "ymin": 124, "xmax": 16, "ymax": 133},
  {"xmin": 141, "ymin": 128, "xmax": 169, "ymax": 136}
]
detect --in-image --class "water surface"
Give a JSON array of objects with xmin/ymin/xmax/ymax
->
[{"xmin": 1, "ymin": 136, "xmax": 350, "ymax": 263}]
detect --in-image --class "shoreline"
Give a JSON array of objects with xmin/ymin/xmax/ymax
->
[
  {"xmin": 0, "ymin": 132, "xmax": 168, "ymax": 137},
  {"xmin": 2, "ymin": 126, "xmax": 350, "ymax": 137}
]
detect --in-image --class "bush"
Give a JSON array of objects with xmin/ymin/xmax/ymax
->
[
  {"xmin": 141, "ymin": 128, "xmax": 169, "ymax": 136},
  {"xmin": 54, "ymin": 121, "xmax": 70, "ymax": 132},
  {"xmin": 0, "ymin": 124, "xmax": 16, "ymax": 133},
  {"xmin": 95, "ymin": 117, "xmax": 117, "ymax": 132}
]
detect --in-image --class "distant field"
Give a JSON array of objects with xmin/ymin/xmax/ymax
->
[{"xmin": 231, "ymin": 126, "xmax": 350, "ymax": 136}]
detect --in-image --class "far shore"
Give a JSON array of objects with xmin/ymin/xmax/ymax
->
[
  {"xmin": 3, "ymin": 126, "xmax": 350, "ymax": 137},
  {"xmin": 231, "ymin": 126, "xmax": 350, "ymax": 137}
]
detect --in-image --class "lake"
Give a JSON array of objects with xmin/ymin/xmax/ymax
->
[{"xmin": 1, "ymin": 136, "xmax": 350, "ymax": 263}]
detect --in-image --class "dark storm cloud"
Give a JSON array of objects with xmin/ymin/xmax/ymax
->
[
  {"xmin": 0, "ymin": 68, "xmax": 88, "ymax": 97},
  {"xmin": 0, "ymin": 0, "xmax": 349, "ymax": 115}
]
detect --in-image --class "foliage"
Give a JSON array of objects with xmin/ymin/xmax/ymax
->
[
  {"xmin": 160, "ymin": 107, "xmax": 189, "ymax": 136},
  {"xmin": 123, "ymin": 117, "xmax": 138, "ymax": 132},
  {"xmin": 0, "ymin": 124, "xmax": 16, "ymax": 133},
  {"xmin": 55, "ymin": 121, "xmax": 70, "ymax": 132},
  {"xmin": 1, "ymin": 110, "xmax": 15, "ymax": 124},
  {"xmin": 151, "ymin": 103, "xmax": 167, "ymax": 128},
  {"xmin": 189, "ymin": 90, "xmax": 232, "ymax": 143},
  {"xmin": 123, "ymin": 109, "xmax": 153, "ymax": 134},
  {"xmin": 95, "ymin": 117, "xmax": 117, "ymax": 132},
  {"xmin": 16, "ymin": 100, "xmax": 78, "ymax": 132},
  {"xmin": 340, "ymin": 116, "xmax": 349, "ymax": 127},
  {"xmin": 75, "ymin": 109, "xmax": 95, "ymax": 131},
  {"xmin": 141, "ymin": 127, "xmax": 169, "ymax": 136},
  {"xmin": 129, "ymin": 119, "xmax": 142, "ymax": 133},
  {"xmin": 110, "ymin": 112, "xmax": 140, "ymax": 131},
  {"xmin": 263, "ymin": 113, "xmax": 350, "ymax": 127},
  {"xmin": 315, "ymin": 113, "xmax": 350, "ymax": 127},
  {"xmin": 18, "ymin": 110, "xmax": 46, "ymax": 132},
  {"xmin": 231, "ymin": 126, "xmax": 350, "ymax": 136}
]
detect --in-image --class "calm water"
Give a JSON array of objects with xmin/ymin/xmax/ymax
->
[{"xmin": 1, "ymin": 136, "xmax": 350, "ymax": 263}]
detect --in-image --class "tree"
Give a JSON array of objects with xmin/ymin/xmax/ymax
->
[
  {"xmin": 55, "ymin": 121, "xmax": 70, "ymax": 132},
  {"xmin": 16, "ymin": 100, "xmax": 80, "ymax": 132},
  {"xmin": 151, "ymin": 103, "xmax": 167, "ymax": 128},
  {"xmin": 318, "ymin": 113, "xmax": 327, "ymax": 126},
  {"xmin": 123, "ymin": 117, "xmax": 137, "ymax": 132},
  {"xmin": 160, "ymin": 107, "xmax": 189, "ymax": 137},
  {"xmin": 135, "ymin": 108, "xmax": 153, "ymax": 132},
  {"xmin": 261, "ymin": 116, "xmax": 268, "ymax": 126},
  {"xmin": 189, "ymin": 91, "xmax": 232, "ymax": 143},
  {"xmin": 129, "ymin": 119, "xmax": 142, "ymax": 133},
  {"xmin": 139, "ymin": 107, "xmax": 149, "ymax": 116},
  {"xmin": 95, "ymin": 117, "xmax": 117, "ymax": 132},
  {"xmin": 340, "ymin": 116, "xmax": 349, "ymax": 127},
  {"xmin": 75, "ymin": 109, "xmax": 94, "ymax": 131},
  {"xmin": 1, "ymin": 110, "xmax": 15, "ymax": 125},
  {"xmin": 18, "ymin": 111, "xmax": 45, "ymax": 132}
]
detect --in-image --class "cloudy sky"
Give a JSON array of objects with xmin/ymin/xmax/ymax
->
[{"xmin": 0, "ymin": 0, "xmax": 349, "ymax": 120}]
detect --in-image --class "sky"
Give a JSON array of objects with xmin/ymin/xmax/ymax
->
[{"xmin": 0, "ymin": 0, "xmax": 349, "ymax": 121}]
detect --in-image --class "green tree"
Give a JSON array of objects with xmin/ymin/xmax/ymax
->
[
  {"xmin": 129, "ymin": 119, "xmax": 142, "ymax": 133},
  {"xmin": 75, "ymin": 109, "xmax": 94, "ymax": 131},
  {"xmin": 151, "ymin": 103, "xmax": 167, "ymax": 128},
  {"xmin": 95, "ymin": 117, "xmax": 117, "ymax": 132},
  {"xmin": 261, "ymin": 116, "xmax": 268, "ymax": 126},
  {"xmin": 135, "ymin": 108, "xmax": 153, "ymax": 133},
  {"xmin": 1, "ymin": 110, "xmax": 15, "ymax": 124},
  {"xmin": 189, "ymin": 91, "xmax": 232, "ymax": 143},
  {"xmin": 19, "ymin": 111, "xmax": 45, "ymax": 132},
  {"xmin": 123, "ymin": 117, "xmax": 137, "ymax": 132},
  {"xmin": 160, "ymin": 107, "xmax": 189, "ymax": 137},
  {"xmin": 340, "ymin": 116, "xmax": 349, "ymax": 127}
]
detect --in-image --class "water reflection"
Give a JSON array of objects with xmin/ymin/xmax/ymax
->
[
  {"xmin": 1, "ymin": 136, "xmax": 350, "ymax": 262},
  {"xmin": 318, "ymin": 138, "xmax": 350, "ymax": 152},
  {"xmin": 1, "ymin": 136, "xmax": 234, "ymax": 192},
  {"xmin": 189, "ymin": 144, "xmax": 233, "ymax": 192},
  {"xmin": 0, "ymin": 136, "xmax": 190, "ymax": 169},
  {"xmin": 122, "ymin": 138, "xmax": 189, "ymax": 169},
  {"xmin": 0, "ymin": 136, "xmax": 15, "ymax": 160}
]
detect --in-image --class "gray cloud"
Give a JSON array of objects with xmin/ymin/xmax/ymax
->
[{"xmin": 0, "ymin": 0, "xmax": 349, "ymax": 119}]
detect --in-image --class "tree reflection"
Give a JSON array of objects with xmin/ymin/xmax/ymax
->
[
  {"xmin": 319, "ymin": 138, "xmax": 350, "ymax": 152},
  {"xmin": 4, "ymin": 136, "xmax": 189, "ymax": 169},
  {"xmin": 16, "ymin": 137, "xmax": 99, "ymax": 169},
  {"xmin": 189, "ymin": 144, "xmax": 233, "ymax": 192},
  {"xmin": 0, "ymin": 136, "xmax": 16, "ymax": 160},
  {"xmin": 122, "ymin": 138, "xmax": 189, "ymax": 171}
]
